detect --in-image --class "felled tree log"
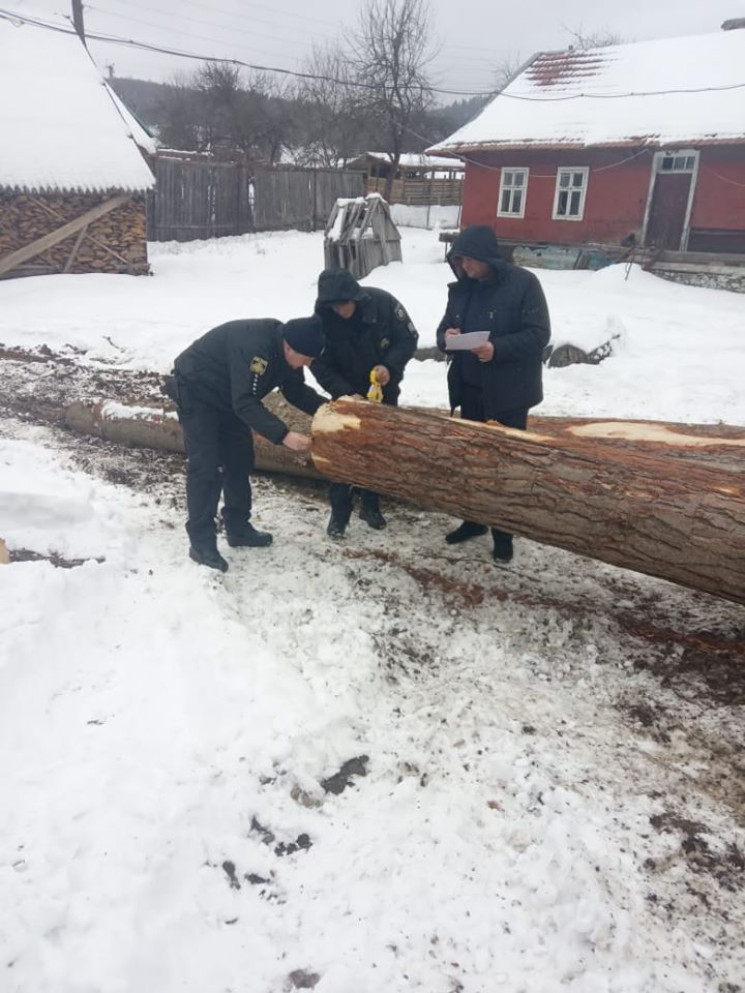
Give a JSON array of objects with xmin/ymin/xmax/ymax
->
[
  {"xmin": 311, "ymin": 399, "xmax": 745, "ymax": 605},
  {"xmin": 64, "ymin": 397, "xmax": 323, "ymax": 480}
]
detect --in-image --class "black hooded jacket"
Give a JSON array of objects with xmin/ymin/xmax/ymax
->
[
  {"xmin": 312, "ymin": 269, "xmax": 418, "ymax": 404},
  {"xmin": 436, "ymin": 226, "xmax": 551, "ymax": 417},
  {"xmin": 174, "ymin": 319, "xmax": 324, "ymax": 444}
]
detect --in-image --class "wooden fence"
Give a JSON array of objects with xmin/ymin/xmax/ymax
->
[
  {"xmin": 147, "ymin": 155, "xmax": 365, "ymax": 242},
  {"xmin": 365, "ymin": 176, "xmax": 463, "ymax": 206},
  {"xmin": 146, "ymin": 155, "xmax": 253, "ymax": 242},
  {"xmin": 253, "ymin": 167, "xmax": 364, "ymax": 232}
]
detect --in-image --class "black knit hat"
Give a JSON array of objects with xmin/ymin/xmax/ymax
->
[{"xmin": 282, "ymin": 315, "xmax": 324, "ymax": 358}]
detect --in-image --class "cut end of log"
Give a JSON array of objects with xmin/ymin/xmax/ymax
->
[
  {"xmin": 311, "ymin": 403, "xmax": 362, "ymax": 435},
  {"xmin": 0, "ymin": 538, "xmax": 9, "ymax": 565}
]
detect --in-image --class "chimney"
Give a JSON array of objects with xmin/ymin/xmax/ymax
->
[{"xmin": 721, "ymin": 17, "xmax": 745, "ymax": 29}]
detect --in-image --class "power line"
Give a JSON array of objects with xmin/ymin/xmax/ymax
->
[
  {"xmin": 87, "ymin": 2, "xmax": 326, "ymax": 59},
  {"xmin": 6, "ymin": 8, "xmax": 744, "ymax": 103},
  {"xmin": 0, "ymin": 8, "xmax": 499, "ymax": 96}
]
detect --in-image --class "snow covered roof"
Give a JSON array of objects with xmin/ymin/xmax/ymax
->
[
  {"xmin": 0, "ymin": 5, "xmax": 155, "ymax": 193},
  {"xmin": 429, "ymin": 30, "xmax": 745, "ymax": 154},
  {"xmin": 356, "ymin": 152, "xmax": 464, "ymax": 171}
]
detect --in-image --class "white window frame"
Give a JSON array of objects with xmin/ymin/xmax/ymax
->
[
  {"xmin": 497, "ymin": 167, "xmax": 529, "ymax": 219},
  {"xmin": 552, "ymin": 166, "xmax": 590, "ymax": 221}
]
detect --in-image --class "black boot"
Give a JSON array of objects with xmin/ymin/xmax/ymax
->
[
  {"xmin": 359, "ymin": 506, "xmax": 386, "ymax": 530},
  {"xmin": 326, "ymin": 513, "xmax": 348, "ymax": 539},
  {"xmin": 445, "ymin": 522, "xmax": 488, "ymax": 545},
  {"xmin": 359, "ymin": 492, "xmax": 386, "ymax": 530},
  {"xmin": 189, "ymin": 544, "xmax": 229, "ymax": 572},
  {"xmin": 492, "ymin": 535, "xmax": 514, "ymax": 563},
  {"xmin": 226, "ymin": 522, "xmax": 273, "ymax": 548}
]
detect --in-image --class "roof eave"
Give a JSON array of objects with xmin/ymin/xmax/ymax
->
[{"xmin": 436, "ymin": 136, "xmax": 745, "ymax": 155}]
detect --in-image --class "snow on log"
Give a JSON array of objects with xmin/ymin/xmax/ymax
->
[
  {"xmin": 64, "ymin": 397, "xmax": 323, "ymax": 480},
  {"xmin": 311, "ymin": 398, "xmax": 745, "ymax": 606}
]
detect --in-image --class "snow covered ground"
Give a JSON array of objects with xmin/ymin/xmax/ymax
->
[{"xmin": 1, "ymin": 229, "xmax": 744, "ymax": 993}]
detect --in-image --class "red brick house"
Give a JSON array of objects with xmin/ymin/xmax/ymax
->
[{"xmin": 428, "ymin": 28, "xmax": 745, "ymax": 256}]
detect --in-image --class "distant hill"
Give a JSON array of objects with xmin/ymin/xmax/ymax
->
[{"xmin": 108, "ymin": 75, "xmax": 491, "ymax": 156}]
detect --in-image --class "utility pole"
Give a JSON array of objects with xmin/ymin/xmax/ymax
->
[{"xmin": 71, "ymin": 0, "xmax": 86, "ymax": 47}]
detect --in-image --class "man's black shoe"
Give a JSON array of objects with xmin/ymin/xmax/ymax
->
[
  {"xmin": 226, "ymin": 523, "xmax": 273, "ymax": 548},
  {"xmin": 189, "ymin": 545, "xmax": 229, "ymax": 572},
  {"xmin": 327, "ymin": 514, "xmax": 348, "ymax": 539},
  {"xmin": 492, "ymin": 538, "xmax": 514, "ymax": 563},
  {"xmin": 359, "ymin": 507, "xmax": 386, "ymax": 530},
  {"xmin": 445, "ymin": 522, "xmax": 488, "ymax": 545}
]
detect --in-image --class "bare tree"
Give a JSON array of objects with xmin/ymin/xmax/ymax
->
[
  {"xmin": 349, "ymin": 0, "xmax": 436, "ymax": 199},
  {"xmin": 293, "ymin": 44, "xmax": 361, "ymax": 167},
  {"xmin": 158, "ymin": 62, "xmax": 295, "ymax": 163},
  {"xmin": 562, "ymin": 25, "xmax": 627, "ymax": 50},
  {"xmin": 492, "ymin": 52, "xmax": 524, "ymax": 91}
]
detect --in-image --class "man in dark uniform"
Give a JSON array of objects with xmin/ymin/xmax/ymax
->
[
  {"xmin": 436, "ymin": 225, "xmax": 551, "ymax": 563},
  {"xmin": 312, "ymin": 268, "xmax": 418, "ymax": 539},
  {"xmin": 170, "ymin": 316, "xmax": 326, "ymax": 572}
]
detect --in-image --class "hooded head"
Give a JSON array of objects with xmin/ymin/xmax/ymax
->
[
  {"xmin": 315, "ymin": 269, "xmax": 365, "ymax": 315},
  {"xmin": 281, "ymin": 315, "xmax": 324, "ymax": 367},
  {"xmin": 447, "ymin": 225, "xmax": 501, "ymax": 279}
]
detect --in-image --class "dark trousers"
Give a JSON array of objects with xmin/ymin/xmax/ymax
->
[
  {"xmin": 460, "ymin": 384, "xmax": 528, "ymax": 546},
  {"xmin": 176, "ymin": 382, "xmax": 254, "ymax": 547},
  {"xmin": 329, "ymin": 483, "xmax": 380, "ymax": 522}
]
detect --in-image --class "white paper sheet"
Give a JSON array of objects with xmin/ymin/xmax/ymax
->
[{"xmin": 444, "ymin": 331, "xmax": 490, "ymax": 351}]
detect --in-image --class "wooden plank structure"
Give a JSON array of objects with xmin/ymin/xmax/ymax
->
[
  {"xmin": 311, "ymin": 399, "xmax": 745, "ymax": 606},
  {"xmin": 365, "ymin": 176, "xmax": 463, "ymax": 206},
  {"xmin": 324, "ymin": 194, "xmax": 402, "ymax": 280}
]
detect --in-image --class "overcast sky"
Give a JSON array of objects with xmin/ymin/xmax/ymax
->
[{"xmin": 14, "ymin": 0, "xmax": 745, "ymax": 100}]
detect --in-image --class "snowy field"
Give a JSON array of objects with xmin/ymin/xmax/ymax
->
[{"xmin": 1, "ymin": 228, "xmax": 744, "ymax": 993}]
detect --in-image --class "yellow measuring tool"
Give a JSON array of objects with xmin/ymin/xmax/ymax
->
[{"xmin": 366, "ymin": 369, "xmax": 384, "ymax": 404}]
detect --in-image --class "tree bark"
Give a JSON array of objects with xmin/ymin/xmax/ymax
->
[
  {"xmin": 64, "ymin": 397, "xmax": 321, "ymax": 480},
  {"xmin": 310, "ymin": 399, "xmax": 745, "ymax": 606}
]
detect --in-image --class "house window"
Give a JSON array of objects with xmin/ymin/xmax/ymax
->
[
  {"xmin": 552, "ymin": 167, "xmax": 589, "ymax": 221},
  {"xmin": 498, "ymin": 168, "xmax": 529, "ymax": 218},
  {"xmin": 659, "ymin": 151, "xmax": 697, "ymax": 173}
]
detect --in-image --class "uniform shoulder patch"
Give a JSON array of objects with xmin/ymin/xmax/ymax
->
[
  {"xmin": 250, "ymin": 356, "xmax": 268, "ymax": 375},
  {"xmin": 395, "ymin": 304, "xmax": 406, "ymax": 320}
]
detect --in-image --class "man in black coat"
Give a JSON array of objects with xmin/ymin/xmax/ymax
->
[
  {"xmin": 436, "ymin": 225, "xmax": 551, "ymax": 563},
  {"xmin": 170, "ymin": 316, "xmax": 326, "ymax": 572},
  {"xmin": 312, "ymin": 268, "xmax": 418, "ymax": 538}
]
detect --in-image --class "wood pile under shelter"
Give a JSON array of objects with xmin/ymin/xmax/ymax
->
[
  {"xmin": 323, "ymin": 194, "xmax": 402, "ymax": 280},
  {"xmin": 0, "ymin": 10, "xmax": 156, "ymax": 279}
]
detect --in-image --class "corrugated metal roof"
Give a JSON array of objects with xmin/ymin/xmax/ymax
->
[
  {"xmin": 0, "ymin": 6, "xmax": 155, "ymax": 193},
  {"xmin": 429, "ymin": 30, "xmax": 745, "ymax": 155}
]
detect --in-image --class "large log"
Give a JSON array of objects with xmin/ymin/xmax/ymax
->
[
  {"xmin": 310, "ymin": 399, "xmax": 745, "ymax": 606},
  {"xmin": 64, "ymin": 397, "xmax": 322, "ymax": 480}
]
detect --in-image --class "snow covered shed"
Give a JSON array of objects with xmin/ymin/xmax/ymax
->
[
  {"xmin": 428, "ymin": 29, "xmax": 745, "ymax": 256},
  {"xmin": 0, "ymin": 7, "xmax": 156, "ymax": 279},
  {"xmin": 346, "ymin": 152, "xmax": 464, "ymax": 206}
]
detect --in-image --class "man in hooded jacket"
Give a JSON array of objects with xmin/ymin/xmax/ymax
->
[
  {"xmin": 169, "ymin": 315, "xmax": 326, "ymax": 572},
  {"xmin": 313, "ymin": 268, "xmax": 418, "ymax": 538},
  {"xmin": 436, "ymin": 225, "xmax": 551, "ymax": 563}
]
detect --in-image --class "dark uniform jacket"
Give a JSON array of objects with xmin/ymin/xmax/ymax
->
[
  {"xmin": 313, "ymin": 269, "xmax": 418, "ymax": 405},
  {"xmin": 436, "ymin": 226, "xmax": 551, "ymax": 418},
  {"xmin": 174, "ymin": 319, "xmax": 324, "ymax": 445}
]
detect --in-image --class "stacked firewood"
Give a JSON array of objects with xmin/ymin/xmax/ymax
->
[{"xmin": 0, "ymin": 192, "xmax": 149, "ymax": 276}]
